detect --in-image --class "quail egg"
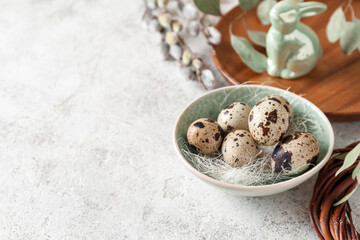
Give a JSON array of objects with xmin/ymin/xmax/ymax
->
[
  {"xmin": 187, "ymin": 118, "xmax": 222, "ymax": 154},
  {"xmin": 271, "ymin": 132, "xmax": 320, "ymax": 175},
  {"xmin": 217, "ymin": 102, "xmax": 252, "ymax": 133},
  {"xmin": 248, "ymin": 99, "xmax": 289, "ymax": 146},
  {"xmin": 221, "ymin": 130, "xmax": 259, "ymax": 167},
  {"xmin": 262, "ymin": 95, "xmax": 293, "ymax": 123}
]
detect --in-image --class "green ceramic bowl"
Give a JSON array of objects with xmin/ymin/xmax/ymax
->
[{"xmin": 174, "ymin": 85, "xmax": 334, "ymax": 196}]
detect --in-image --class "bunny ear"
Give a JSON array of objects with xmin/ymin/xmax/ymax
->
[{"xmin": 299, "ymin": 2, "xmax": 327, "ymax": 17}]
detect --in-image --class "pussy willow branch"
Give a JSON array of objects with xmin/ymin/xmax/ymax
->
[
  {"xmin": 177, "ymin": 35, "xmax": 208, "ymax": 90},
  {"xmin": 143, "ymin": 0, "xmax": 222, "ymax": 89},
  {"xmin": 177, "ymin": 0, "xmax": 216, "ymax": 45}
]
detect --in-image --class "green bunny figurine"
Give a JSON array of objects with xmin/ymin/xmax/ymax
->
[
  {"xmin": 267, "ymin": 0, "xmax": 327, "ymax": 78},
  {"xmin": 232, "ymin": 0, "xmax": 327, "ymax": 79}
]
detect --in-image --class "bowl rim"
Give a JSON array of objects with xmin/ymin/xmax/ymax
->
[{"xmin": 173, "ymin": 85, "xmax": 335, "ymax": 191}]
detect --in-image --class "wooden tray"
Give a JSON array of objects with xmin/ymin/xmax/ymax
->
[{"xmin": 212, "ymin": 0, "xmax": 360, "ymax": 121}]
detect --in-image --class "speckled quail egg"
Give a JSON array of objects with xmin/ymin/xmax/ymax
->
[
  {"xmin": 221, "ymin": 130, "xmax": 259, "ymax": 167},
  {"xmin": 261, "ymin": 95, "xmax": 293, "ymax": 123},
  {"xmin": 271, "ymin": 132, "xmax": 320, "ymax": 175},
  {"xmin": 187, "ymin": 118, "xmax": 222, "ymax": 154},
  {"xmin": 217, "ymin": 102, "xmax": 252, "ymax": 133},
  {"xmin": 249, "ymin": 99, "xmax": 289, "ymax": 146}
]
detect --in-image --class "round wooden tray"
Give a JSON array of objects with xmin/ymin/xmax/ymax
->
[{"xmin": 212, "ymin": 0, "xmax": 360, "ymax": 121}]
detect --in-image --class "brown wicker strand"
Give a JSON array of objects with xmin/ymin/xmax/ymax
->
[{"xmin": 309, "ymin": 141, "xmax": 360, "ymax": 240}]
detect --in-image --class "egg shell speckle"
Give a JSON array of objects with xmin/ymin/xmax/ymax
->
[
  {"xmin": 187, "ymin": 118, "xmax": 222, "ymax": 154},
  {"xmin": 261, "ymin": 95, "xmax": 293, "ymax": 123},
  {"xmin": 221, "ymin": 130, "xmax": 259, "ymax": 167},
  {"xmin": 271, "ymin": 132, "xmax": 320, "ymax": 175},
  {"xmin": 249, "ymin": 100, "xmax": 289, "ymax": 146},
  {"xmin": 217, "ymin": 102, "xmax": 251, "ymax": 133}
]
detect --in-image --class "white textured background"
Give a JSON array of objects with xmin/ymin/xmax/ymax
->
[{"xmin": 0, "ymin": 0, "xmax": 359, "ymax": 239}]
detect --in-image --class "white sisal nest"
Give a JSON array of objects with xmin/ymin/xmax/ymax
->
[{"xmin": 180, "ymin": 84, "xmax": 324, "ymax": 186}]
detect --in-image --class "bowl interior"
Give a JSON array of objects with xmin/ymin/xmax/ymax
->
[{"xmin": 175, "ymin": 85, "xmax": 332, "ymax": 186}]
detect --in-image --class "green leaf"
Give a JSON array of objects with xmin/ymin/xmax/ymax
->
[
  {"xmin": 257, "ymin": 0, "xmax": 277, "ymax": 25},
  {"xmin": 352, "ymin": 162, "xmax": 360, "ymax": 180},
  {"xmin": 336, "ymin": 143, "xmax": 360, "ymax": 176},
  {"xmin": 247, "ymin": 29, "xmax": 267, "ymax": 47},
  {"xmin": 333, "ymin": 184, "xmax": 359, "ymax": 206},
  {"xmin": 340, "ymin": 19, "xmax": 360, "ymax": 55},
  {"xmin": 230, "ymin": 34, "xmax": 267, "ymax": 73},
  {"xmin": 335, "ymin": 152, "xmax": 347, "ymax": 160},
  {"xmin": 239, "ymin": 0, "xmax": 261, "ymax": 11},
  {"xmin": 326, "ymin": 7, "xmax": 346, "ymax": 43},
  {"xmin": 194, "ymin": 0, "xmax": 221, "ymax": 16}
]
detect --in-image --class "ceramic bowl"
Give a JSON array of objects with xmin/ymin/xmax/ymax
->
[{"xmin": 173, "ymin": 85, "xmax": 334, "ymax": 196}]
